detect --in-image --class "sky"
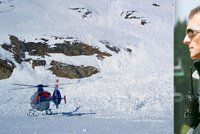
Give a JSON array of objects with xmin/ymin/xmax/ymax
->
[{"xmin": 175, "ymin": 0, "xmax": 200, "ymax": 22}]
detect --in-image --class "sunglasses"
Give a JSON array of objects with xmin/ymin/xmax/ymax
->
[{"xmin": 186, "ymin": 28, "xmax": 200, "ymax": 38}]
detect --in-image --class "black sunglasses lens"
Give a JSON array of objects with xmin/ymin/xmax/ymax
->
[
  {"xmin": 186, "ymin": 29, "xmax": 194, "ymax": 37},
  {"xmin": 186, "ymin": 29, "xmax": 193, "ymax": 34}
]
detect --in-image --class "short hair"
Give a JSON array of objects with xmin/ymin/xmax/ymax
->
[{"xmin": 189, "ymin": 5, "xmax": 200, "ymax": 19}]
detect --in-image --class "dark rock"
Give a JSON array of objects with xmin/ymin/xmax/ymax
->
[
  {"xmin": 1, "ymin": 36, "xmax": 111, "ymax": 66},
  {"xmin": 141, "ymin": 19, "xmax": 148, "ymax": 25},
  {"xmin": 40, "ymin": 38, "xmax": 49, "ymax": 42},
  {"xmin": 121, "ymin": 10, "xmax": 142, "ymax": 20},
  {"xmin": 64, "ymin": 40, "xmax": 71, "ymax": 44},
  {"xmin": 10, "ymin": 35, "xmax": 25, "ymax": 63},
  {"xmin": 0, "ymin": 1, "xmax": 6, "ymax": 4},
  {"xmin": 99, "ymin": 40, "xmax": 110, "ymax": 45},
  {"xmin": 105, "ymin": 45, "xmax": 120, "ymax": 53},
  {"xmin": 20, "ymin": 37, "xmax": 110, "ymax": 59},
  {"xmin": 153, "ymin": 3, "xmax": 160, "ymax": 7},
  {"xmin": 69, "ymin": 7, "xmax": 85, "ymax": 10},
  {"xmin": 32, "ymin": 60, "xmax": 46, "ymax": 69},
  {"xmin": 1, "ymin": 43, "xmax": 12, "ymax": 52},
  {"xmin": 49, "ymin": 60, "xmax": 99, "ymax": 79},
  {"xmin": 13, "ymin": 54, "xmax": 22, "ymax": 63},
  {"xmin": 53, "ymin": 36, "xmax": 64, "ymax": 40},
  {"xmin": 121, "ymin": 10, "xmax": 149, "ymax": 26},
  {"xmin": 99, "ymin": 40, "xmax": 120, "ymax": 54},
  {"xmin": 129, "ymin": 16, "xmax": 143, "ymax": 19},
  {"xmin": 65, "ymin": 37, "xmax": 73, "ymax": 39},
  {"xmin": 0, "ymin": 35, "xmax": 112, "ymax": 80},
  {"xmin": 24, "ymin": 58, "xmax": 32, "ymax": 62},
  {"xmin": 0, "ymin": 58, "xmax": 15, "ymax": 80},
  {"xmin": 82, "ymin": 9, "xmax": 92, "ymax": 18},
  {"xmin": 23, "ymin": 42, "xmax": 50, "ymax": 57},
  {"xmin": 69, "ymin": 7, "xmax": 92, "ymax": 18},
  {"xmin": 126, "ymin": 48, "xmax": 132, "ymax": 53},
  {"xmin": 53, "ymin": 41, "xmax": 111, "ymax": 58}
]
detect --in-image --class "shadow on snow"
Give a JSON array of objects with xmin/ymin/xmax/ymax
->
[{"xmin": 51, "ymin": 106, "xmax": 96, "ymax": 117}]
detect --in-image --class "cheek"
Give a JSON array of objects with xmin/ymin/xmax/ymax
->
[
  {"xmin": 192, "ymin": 36, "xmax": 200, "ymax": 49},
  {"xmin": 194, "ymin": 35, "xmax": 200, "ymax": 44}
]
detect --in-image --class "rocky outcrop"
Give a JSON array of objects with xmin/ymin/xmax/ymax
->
[
  {"xmin": 10, "ymin": 35, "xmax": 25, "ymax": 63},
  {"xmin": 32, "ymin": 60, "xmax": 46, "ymax": 69},
  {"xmin": 69, "ymin": 7, "xmax": 92, "ymax": 18},
  {"xmin": 0, "ymin": 35, "xmax": 113, "ymax": 79},
  {"xmin": 52, "ymin": 41, "xmax": 111, "ymax": 59},
  {"xmin": 2, "ymin": 36, "xmax": 111, "ymax": 61},
  {"xmin": 120, "ymin": 10, "xmax": 150, "ymax": 26},
  {"xmin": 49, "ymin": 60, "xmax": 99, "ymax": 79},
  {"xmin": 0, "ymin": 59, "xmax": 15, "ymax": 80},
  {"xmin": 23, "ymin": 42, "xmax": 50, "ymax": 58}
]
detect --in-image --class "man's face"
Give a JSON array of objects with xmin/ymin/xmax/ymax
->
[{"xmin": 183, "ymin": 13, "xmax": 200, "ymax": 59}]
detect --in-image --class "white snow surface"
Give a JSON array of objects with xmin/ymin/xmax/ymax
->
[{"xmin": 0, "ymin": 0, "xmax": 174, "ymax": 134}]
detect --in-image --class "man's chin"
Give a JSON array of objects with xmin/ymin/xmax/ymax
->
[{"xmin": 190, "ymin": 54, "xmax": 200, "ymax": 60}]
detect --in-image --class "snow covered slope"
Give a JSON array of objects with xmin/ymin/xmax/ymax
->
[{"xmin": 0, "ymin": 0, "xmax": 174, "ymax": 133}]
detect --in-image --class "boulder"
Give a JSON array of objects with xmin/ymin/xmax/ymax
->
[
  {"xmin": 0, "ymin": 59, "xmax": 15, "ymax": 80},
  {"xmin": 32, "ymin": 60, "xmax": 46, "ymax": 69},
  {"xmin": 10, "ymin": 35, "xmax": 25, "ymax": 63},
  {"xmin": 49, "ymin": 60, "xmax": 99, "ymax": 79}
]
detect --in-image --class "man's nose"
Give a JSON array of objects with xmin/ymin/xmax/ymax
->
[{"xmin": 183, "ymin": 35, "xmax": 191, "ymax": 45}]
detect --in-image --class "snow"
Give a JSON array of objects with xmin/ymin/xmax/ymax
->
[
  {"xmin": 0, "ymin": 116, "xmax": 171, "ymax": 134},
  {"xmin": 0, "ymin": 0, "xmax": 174, "ymax": 133}
]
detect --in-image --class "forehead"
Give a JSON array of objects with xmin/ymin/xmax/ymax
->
[{"xmin": 188, "ymin": 13, "xmax": 200, "ymax": 29}]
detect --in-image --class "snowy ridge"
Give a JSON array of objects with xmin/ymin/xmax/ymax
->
[{"xmin": 0, "ymin": 0, "xmax": 173, "ymax": 133}]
